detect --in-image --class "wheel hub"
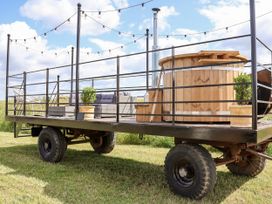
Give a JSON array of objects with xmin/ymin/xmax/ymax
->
[
  {"xmin": 91, "ymin": 136, "xmax": 103, "ymax": 148},
  {"xmin": 43, "ymin": 140, "xmax": 52, "ymax": 152},
  {"xmin": 174, "ymin": 161, "xmax": 195, "ymax": 187},
  {"xmin": 178, "ymin": 168, "xmax": 188, "ymax": 177}
]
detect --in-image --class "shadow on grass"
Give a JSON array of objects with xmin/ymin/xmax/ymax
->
[{"xmin": 0, "ymin": 144, "xmax": 251, "ymax": 204}]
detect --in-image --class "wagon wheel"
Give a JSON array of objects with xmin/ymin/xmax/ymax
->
[
  {"xmin": 226, "ymin": 151, "xmax": 266, "ymax": 177},
  {"xmin": 38, "ymin": 127, "xmax": 67, "ymax": 163},
  {"xmin": 90, "ymin": 132, "xmax": 115, "ymax": 154},
  {"xmin": 164, "ymin": 144, "xmax": 217, "ymax": 199}
]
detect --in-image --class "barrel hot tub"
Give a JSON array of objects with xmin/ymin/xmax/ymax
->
[{"xmin": 159, "ymin": 50, "xmax": 248, "ymax": 123}]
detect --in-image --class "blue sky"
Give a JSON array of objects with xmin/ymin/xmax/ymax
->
[
  {"xmin": 0, "ymin": 0, "xmax": 213, "ymax": 50},
  {"xmin": 0, "ymin": 0, "xmax": 271, "ymax": 99}
]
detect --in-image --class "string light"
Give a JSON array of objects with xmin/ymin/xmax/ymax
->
[
  {"xmin": 84, "ymin": 0, "xmax": 154, "ymax": 14},
  {"xmin": 10, "ymin": 12, "xmax": 77, "ymax": 42},
  {"xmin": 83, "ymin": 12, "xmax": 143, "ymax": 38},
  {"xmin": 10, "ymin": 5, "xmax": 272, "ymax": 58},
  {"xmin": 11, "ymin": 34, "xmax": 145, "ymax": 58},
  {"xmin": 11, "ymin": 41, "xmax": 75, "ymax": 57},
  {"xmin": 82, "ymin": 35, "xmax": 145, "ymax": 56},
  {"xmin": 158, "ymin": 10, "xmax": 272, "ymax": 38}
]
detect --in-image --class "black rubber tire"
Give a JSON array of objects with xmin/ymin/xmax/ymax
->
[
  {"xmin": 226, "ymin": 153, "xmax": 266, "ymax": 177},
  {"xmin": 55, "ymin": 128, "xmax": 67, "ymax": 157},
  {"xmin": 38, "ymin": 127, "xmax": 67, "ymax": 163},
  {"xmin": 90, "ymin": 132, "xmax": 115, "ymax": 154},
  {"xmin": 165, "ymin": 144, "xmax": 217, "ymax": 200}
]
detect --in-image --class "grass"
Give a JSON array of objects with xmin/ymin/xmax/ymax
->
[
  {"xmin": 0, "ymin": 132, "xmax": 272, "ymax": 204},
  {"xmin": 0, "ymin": 101, "xmax": 13, "ymax": 132},
  {"xmin": 117, "ymin": 133, "xmax": 174, "ymax": 148}
]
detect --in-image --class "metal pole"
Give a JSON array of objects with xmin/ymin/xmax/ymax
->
[
  {"xmin": 46, "ymin": 69, "xmax": 49, "ymax": 117},
  {"xmin": 146, "ymin": 28, "xmax": 149, "ymax": 90},
  {"xmin": 270, "ymin": 51, "xmax": 272, "ymax": 84},
  {"xmin": 249, "ymin": 0, "xmax": 258, "ymax": 130},
  {"xmin": 171, "ymin": 47, "xmax": 176, "ymax": 125},
  {"xmin": 152, "ymin": 8, "xmax": 160, "ymax": 88},
  {"xmin": 116, "ymin": 56, "xmax": 120, "ymax": 123},
  {"xmin": 57, "ymin": 75, "xmax": 60, "ymax": 107},
  {"xmin": 13, "ymin": 96, "xmax": 17, "ymax": 138},
  {"xmin": 5, "ymin": 34, "xmax": 10, "ymax": 117},
  {"xmin": 70, "ymin": 46, "xmax": 74, "ymax": 106},
  {"xmin": 75, "ymin": 3, "xmax": 81, "ymax": 120},
  {"xmin": 23, "ymin": 72, "xmax": 27, "ymax": 116}
]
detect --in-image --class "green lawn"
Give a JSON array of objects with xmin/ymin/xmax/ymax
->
[{"xmin": 0, "ymin": 132, "xmax": 272, "ymax": 204}]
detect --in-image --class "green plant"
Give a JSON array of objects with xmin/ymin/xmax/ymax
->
[
  {"xmin": 81, "ymin": 87, "xmax": 96, "ymax": 105},
  {"xmin": 234, "ymin": 73, "xmax": 252, "ymax": 105}
]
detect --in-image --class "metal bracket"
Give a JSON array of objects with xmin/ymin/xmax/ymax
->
[{"xmin": 246, "ymin": 148, "xmax": 272, "ymax": 161}]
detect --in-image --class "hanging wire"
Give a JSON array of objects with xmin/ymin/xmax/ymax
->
[
  {"xmin": 12, "ymin": 41, "xmax": 73, "ymax": 57},
  {"xmin": 12, "ymin": 34, "xmax": 145, "ymax": 57},
  {"xmin": 10, "ymin": 5, "xmax": 272, "ymax": 56},
  {"xmin": 10, "ymin": 12, "xmax": 77, "ymax": 42},
  {"xmin": 82, "ymin": 11, "xmax": 143, "ymax": 38},
  {"xmin": 158, "ymin": 10, "xmax": 272, "ymax": 38},
  {"xmin": 84, "ymin": 0, "xmax": 154, "ymax": 14},
  {"xmin": 84, "ymin": 35, "xmax": 145, "ymax": 56}
]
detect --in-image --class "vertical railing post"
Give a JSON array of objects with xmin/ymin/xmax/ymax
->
[
  {"xmin": 91, "ymin": 78, "xmax": 94, "ymax": 88},
  {"xmin": 152, "ymin": 8, "xmax": 160, "ymax": 88},
  {"xmin": 146, "ymin": 28, "xmax": 149, "ymax": 90},
  {"xmin": 75, "ymin": 3, "xmax": 81, "ymax": 120},
  {"xmin": 270, "ymin": 51, "xmax": 272, "ymax": 80},
  {"xmin": 46, "ymin": 69, "xmax": 49, "ymax": 117},
  {"xmin": 57, "ymin": 75, "xmax": 60, "ymax": 107},
  {"xmin": 5, "ymin": 34, "xmax": 10, "ymax": 117},
  {"xmin": 116, "ymin": 56, "xmax": 120, "ymax": 123},
  {"xmin": 249, "ymin": 0, "xmax": 258, "ymax": 130},
  {"xmin": 13, "ymin": 96, "xmax": 17, "ymax": 138},
  {"xmin": 23, "ymin": 72, "xmax": 27, "ymax": 116},
  {"xmin": 171, "ymin": 47, "xmax": 176, "ymax": 125},
  {"xmin": 70, "ymin": 46, "xmax": 74, "ymax": 106}
]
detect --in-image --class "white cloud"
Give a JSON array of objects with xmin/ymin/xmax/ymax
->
[
  {"xmin": 198, "ymin": 0, "xmax": 211, "ymax": 4},
  {"xmin": 158, "ymin": 6, "xmax": 179, "ymax": 31},
  {"xmin": 20, "ymin": 0, "xmax": 128, "ymax": 36},
  {"xmin": 0, "ymin": 21, "xmax": 70, "ymax": 98},
  {"xmin": 112, "ymin": 0, "xmax": 129, "ymax": 8},
  {"xmin": 0, "ymin": 21, "xmax": 146, "ymax": 99},
  {"xmin": 90, "ymin": 38, "xmax": 122, "ymax": 50},
  {"xmin": 198, "ymin": 0, "xmax": 272, "ymax": 64},
  {"xmin": 139, "ymin": 6, "xmax": 179, "ymax": 31}
]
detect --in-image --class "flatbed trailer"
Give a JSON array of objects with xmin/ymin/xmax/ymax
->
[
  {"xmin": 7, "ymin": 115, "xmax": 272, "ymax": 145},
  {"xmin": 5, "ymin": 1, "xmax": 272, "ymax": 200}
]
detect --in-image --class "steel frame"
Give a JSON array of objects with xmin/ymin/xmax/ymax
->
[{"xmin": 5, "ymin": 1, "xmax": 272, "ymax": 146}]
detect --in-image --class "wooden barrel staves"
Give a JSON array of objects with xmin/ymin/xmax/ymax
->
[{"xmin": 159, "ymin": 50, "xmax": 248, "ymax": 123}]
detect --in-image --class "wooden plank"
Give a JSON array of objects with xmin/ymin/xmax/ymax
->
[
  {"xmin": 163, "ymin": 72, "xmax": 171, "ymax": 121},
  {"xmin": 183, "ymin": 59, "xmax": 192, "ymax": 121},
  {"xmin": 176, "ymin": 59, "xmax": 184, "ymax": 121},
  {"xmin": 198, "ymin": 58, "xmax": 245, "ymax": 65},
  {"xmin": 150, "ymin": 67, "xmax": 164, "ymax": 122}
]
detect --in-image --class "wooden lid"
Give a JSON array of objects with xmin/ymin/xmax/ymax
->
[{"xmin": 159, "ymin": 50, "xmax": 248, "ymax": 66}]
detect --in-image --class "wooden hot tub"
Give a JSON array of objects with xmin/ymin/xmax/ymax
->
[{"xmin": 159, "ymin": 50, "xmax": 248, "ymax": 123}]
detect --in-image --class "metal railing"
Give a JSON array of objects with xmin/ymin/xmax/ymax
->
[
  {"xmin": 4, "ymin": 35, "xmax": 260, "ymax": 124},
  {"xmin": 5, "ymin": 0, "xmax": 272, "ymax": 131}
]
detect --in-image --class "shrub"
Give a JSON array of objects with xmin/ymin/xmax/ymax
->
[
  {"xmin": 117, "ymin": 133, "xmax": 174, "ymax": 148},
  {"xmin": 234, "ymin": 73, "xmax": 252, "ymax": 105},
  {"xmin": 81, "ymin": 87, "xmax": 96, "ymax": 105}
]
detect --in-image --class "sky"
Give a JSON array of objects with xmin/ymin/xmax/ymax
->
[{"xmin": 0, "ymin": 0, "xmax": 271, "ymax": 99}]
